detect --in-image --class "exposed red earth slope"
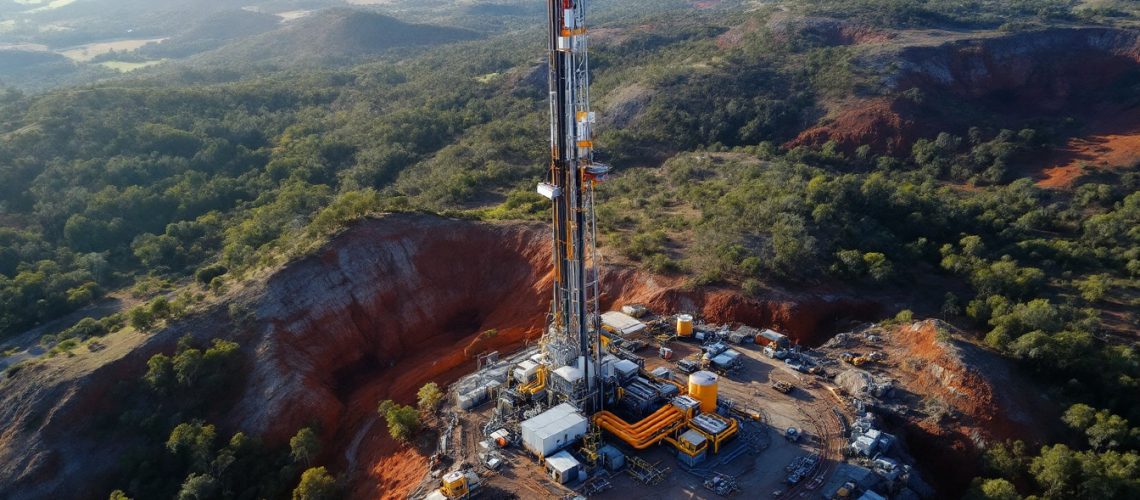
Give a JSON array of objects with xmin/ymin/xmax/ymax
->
[
  {"xmin": 0, "ymin": 214, "xmax": 879, "ymax": 499},
  {"xmin": 786, "ymin": 27, "xmax": 1140, "ymax": 180},
  {"xmin": 882, "ymin": 320, "xmax": 1058, "ymax": 493}
]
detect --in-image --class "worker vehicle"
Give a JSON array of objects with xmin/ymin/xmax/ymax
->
[
  {"xmin": 675, "ymin": 358, "xmax": 701, "ymax": 374},
  {"xmin": 426, "ymin": 470, "xmax": 481, "ymax": 500},
  {"xmin": 771, "ymin": 380, "xmax": 794, "ymax": 394}
]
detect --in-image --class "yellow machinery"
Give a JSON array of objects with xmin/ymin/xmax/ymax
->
[
  {"xmin": 689, "ymin": 413, "xmax": 738, "ymax": 453},
  {"xmin": 839, "ymin": 352, "xmax": 870, "ymax": 366},
  {"xmin": 771, "ymin": 380, "xmax": 794, "ymax": 394},
  {"xmin": 517, "ymin": 365, "xmax": 547, "ymax": 396},
  {"xmin": 440, "ymin": 471, "xmax": 470, "ymax": 499},
  {"xmin": 687, "ymin": 371, "xmax": 718, "ymax": 413},
  {"xmin": 668, "ymin": 429, "xmax": 708, "ymax": 459},
  {"xmin": 676, "ymin": 314, "xmax": 694, "ymax": 337}
]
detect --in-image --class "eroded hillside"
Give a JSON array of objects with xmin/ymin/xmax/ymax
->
[{"xmin": 0, "ymin": 214, "xmax": 882, "ymax": 499}]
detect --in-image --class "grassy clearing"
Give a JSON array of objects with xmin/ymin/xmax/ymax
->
[
  {"xmin": 58, "ymin": 38, "xmax": 166, "ymax": 62},
  {"xmin": 275, "ymin": 10, "xmax": 312, "ymax": 22},
  {"xmin": 99, "ymin": 59, "xmax": 167, "ymax": 72}
]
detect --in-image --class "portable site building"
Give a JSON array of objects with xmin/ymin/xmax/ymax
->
[
  {"xmin": 545, "ymin": 450, "xmax": 582, "ymax": 484},
  {"xmin": 520, "ymin": 403, "xmax": 588, "ymax": 458},
  {"xmin": 601, "ymin": 311, "xmax": 647, "ymax": 336},
  {"xmin": 756, "ymin": 328, "xmax": 790, "ymax": 348}
]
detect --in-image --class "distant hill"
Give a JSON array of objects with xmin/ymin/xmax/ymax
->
[
  {"xmin": 191, "ymin": 9, "xmax": 480, "ymax": 67},
  {"xmin": 138, "ymin": 9, "xmax": 282, "ymax": 59},
  {"xmin": 0, "ymin": 49, "xmax": 103, "ymax": 89},
  {"xmin": 0, "ymin": 49, "xmax": 66, "ymax": 73}
]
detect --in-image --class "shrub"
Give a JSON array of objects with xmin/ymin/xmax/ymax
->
[
  {"xmin": 417, "ymin": 382, "xmax": 445, "ymax": 414},
  {"xmin": 378, "ymin": 399, "xmax": 420, "ymax": 443},
  {"xmin": 290, "ymin": 427, "xmax": 321, "ymax": 466},
  {"xmin": 293, "ymin": 467, "xmax": 338, "ymax": 500},
  {"xmin": 894, "ymin": 309, "xmax": 914, "ymax": 323},
  {"xmin": 194, "ymin": 264, "xmax": 227, "ymax": 285}
]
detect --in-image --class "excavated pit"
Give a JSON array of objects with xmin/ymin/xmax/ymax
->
[
  {"xmin": 0, "ymin": 214, "xmax": 880, "ymax": 499},
  {"xmin": 788, "ymin": 27, "xmax": 1140, "ymax": 169}
]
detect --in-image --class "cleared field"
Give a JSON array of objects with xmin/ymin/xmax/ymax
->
[
  {"xmin": 99, "ymin": 59, "xmax": 166, "ymax": 72},
  {"xmin": 57, "ymin": 37, "xmax": 166, "ymax": 62},
  {"xmin": 23, "ymin": 0, "xmax": 75, "ymax": 13},
  {"xmin": 276, "ymin": 10, "xmax": 312, "ymax": 22},
  {"xmin": 0, "ymin": 42, "xmax": 47, "ymax": 50}
]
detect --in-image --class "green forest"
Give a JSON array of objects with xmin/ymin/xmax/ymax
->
[{"xmin": 1, "ymin": 0, "xmax": 1138, "ymax": 498}]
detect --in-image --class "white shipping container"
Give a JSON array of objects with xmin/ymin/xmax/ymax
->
[{"xmin": 520, "ymin": 403, "xmax": 588, "ymax": 458}]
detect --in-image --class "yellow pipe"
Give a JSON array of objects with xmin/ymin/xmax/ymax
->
[
  {"xmin": 595, "ymin": 406, "xmax": 678, "ymax": 437},
  {"xmin": 593, "ymin": 406, "xmax": 687, "ymax": 449},
  {"xmin": 518, "ymin": 365, "xmax": 547, "ymax": 395}
]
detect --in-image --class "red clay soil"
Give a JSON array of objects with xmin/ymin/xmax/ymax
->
[
  {"xmin": 787, "ymin": 97, "xmax": 922, "ymax": 156},
  {"xmin": 788, "ymin": 28, "xmax": 1140, "ymax": 159},
  {"xmin": 240, "ymin": 215, "xmax": 879, "ymax": 499},
  {"xmin": 883, "ymin": 320, "xmax": 1058, "ymax": 493},
  {"xmin": 1035, "ymin": 110, "xmax": 1140, "ymax": 188},
  {"xmin": 0, "ymin": 214, "xmax": 880, "ymax": 500}
]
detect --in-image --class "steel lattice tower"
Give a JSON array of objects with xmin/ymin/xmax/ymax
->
[{"xmin": 537, "ymin": 0, "xmax": 610, "ymax": 409}]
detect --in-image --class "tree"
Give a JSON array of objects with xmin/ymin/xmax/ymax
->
[
  {"xmin": 1077, "ymin": 274, "xmax": 1110, "ymax": 303},
  {"xmin": 108, "ymin": 490, "xmax": 132, "ymax": 500},
  {"xmin": 293, "ymin": 466, "xmax": 338, "ymax": 500},
  {"xmin": 984, "ymin": 440, "xmax": 1028, "ymax": 479},
  {"xmin": 290, "ymin": 427, "xmax": 322, "ymax": 466},
  {"xmin": 128, "ymin": 306, "xmax": 155, "ymax": 330},
  {"xmin": 144, "ymin": 353, "xmax": 175, "ymax": 394},
  {"xmin": 1031, "ymin": 444, "xmax": 1081, "ymax": 498},
  {"xmin": 863, "ymin": 252, "xmax": 893, "ymax": 283},
  {"xmin": 173, "ymin": 347, "xmax": 204, "ymax": 387},
  {"xmin": 167, "ymin": 421, "xmax": 217, "ymax": 472},
  {"xmin": 417, "ymin": 382, "xmax": 444, "ymax": 414},
  {"xmin": 1064, "ymin": 404, "xmax": 1135, "ymax": 451},
  {"xmin": 978, "ymin": 478, "xmax": 1021, "ymax": 500},
  {"xmin": 177, "ymin": 473, "xmax": 218, "ymax": 500},
  {"xmin": 378, "ymin": 399, "xmax": 420, "ymax": 443}
]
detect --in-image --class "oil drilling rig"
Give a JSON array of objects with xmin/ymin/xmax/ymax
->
[
  {"xmin": 534, "ymin": 0, "xmax": 610, "ymax": 412},
  {"xmin": 433, "ymin": 2, "xmax": 748, "ymax": 497}
]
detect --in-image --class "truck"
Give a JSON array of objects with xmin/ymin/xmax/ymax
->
[{"xmin": 771, "ymin": 380, "xmax": 794, "ymax": 394}]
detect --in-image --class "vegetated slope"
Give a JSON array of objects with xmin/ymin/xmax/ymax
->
[
  {"xmin": 788, "ymin": 27, "xmax": 1140, "ymax": 186},
  {"xmin": 0, "ymin": 49, "xmax": 105, "ymax": 89},
  {"xmin": 0, "ymin": 213, "xmax": 879, "ymax": 499},
  {"xmin": 0, "ymin": 48, "xmax": 68, "ymax": 72},
  {"xmin": 191, "ymin": 9, "xmax": 480, "ymax": 67},
  {"xmin": 137, "ymin": 9, "xmax": 282, "ymax": 59}
]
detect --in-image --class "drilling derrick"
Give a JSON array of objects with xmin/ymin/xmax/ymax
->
[{"xmin": 537, "ymin": 0, "xmax": 610, "ymax": 411}]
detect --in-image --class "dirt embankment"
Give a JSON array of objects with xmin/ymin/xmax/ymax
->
[
  {"xmin": 0, "ymin": 214, "xmax": 880, "ymax": 500},
  {"xmin": 787, "ymin": 26, "xmax": 1140, "ymax": 182},
  {"xmin": 881, "ymin": 320, "xmax": 1058, "ymax": 493}
]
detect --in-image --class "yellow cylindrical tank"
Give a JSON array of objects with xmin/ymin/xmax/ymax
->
[
  {"xmin": 676, "ymin": 314, "xmax": 694, "ymax": 337},
  {"xmin": 688, "ymin": 370, "xmax": 718, "ymax": 413},
  {"xmin": 441, "ymin": 471, "xmax": 468, "ymax": 498}
]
